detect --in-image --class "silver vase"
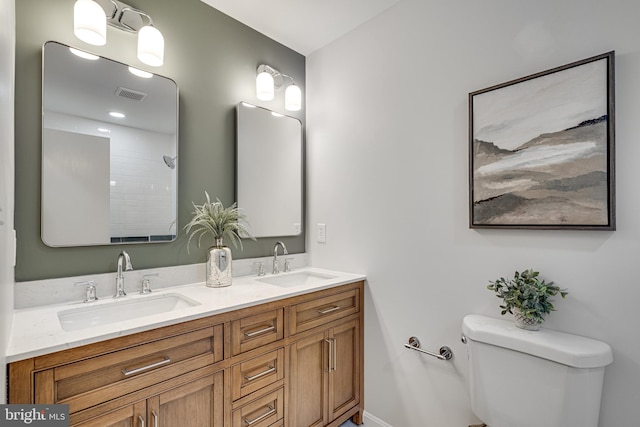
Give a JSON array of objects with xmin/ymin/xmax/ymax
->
[{"xmin": 206, "ymin": 237, "xmax": 232, "ymax": 288}]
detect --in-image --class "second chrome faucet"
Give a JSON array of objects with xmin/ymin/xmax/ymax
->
[
  {"xmin": 272, "ymin": 241, "xmax": 288, "ymax": 274},
  {"xmin": 115, "ymin": 250, "xmax": 133, "ymax": 298}
]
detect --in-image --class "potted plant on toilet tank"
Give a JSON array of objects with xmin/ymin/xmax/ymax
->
[
  {"xmin": 185, "ymin": 191, "xmax": 254, "ymax": 288},
  {"xmin": 487, "ymin": 269, "xmax": 568, "ymax": 330}
]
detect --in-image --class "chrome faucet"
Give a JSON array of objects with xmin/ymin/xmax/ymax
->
[
  {"xmin": 115, "ymin": 250, "xmax": 133, "ymax": 298},
  {"xmin": 273, "ymin": 241, "xmax": 288, "ymax": 274}
]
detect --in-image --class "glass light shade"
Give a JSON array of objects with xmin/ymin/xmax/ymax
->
[
  {"xmin": 285, "ymin": 84, "xmax": 302, "ymax": 111},
  {"xmin": 137, "ymin": 26, "xmax": 164, "ymax": 67},
  {"xmin": 256, "ymin": 71, "xmax": 275, "ymax": 101},
  {"xmin": 74, "ymin": 0, "xmax": 106, "ymax": 46}
]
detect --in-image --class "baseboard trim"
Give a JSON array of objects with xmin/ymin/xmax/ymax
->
[{"xmin": 363, "ymin": 411, "xmax": 393, "ymax": 427}]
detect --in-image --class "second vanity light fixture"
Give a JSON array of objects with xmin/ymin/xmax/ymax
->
[
  {"xmin": 256, "ymin": 64, "xmax": 302, "ymax": 111},
  {"xmin": 73, "ymin": 0, "xmax": 164, "ymax": 67}
]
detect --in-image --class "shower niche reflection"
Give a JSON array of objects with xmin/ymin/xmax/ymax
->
[{"xmin": 41, "ymin": 41, "xmax": 178, "ymax": 247}]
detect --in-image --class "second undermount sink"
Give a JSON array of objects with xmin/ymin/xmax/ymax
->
[
  {"xmin": 58, "ymin": 293, "xmax": 200, "ymax": 332},
  {"xmin": 257, "ymin": 271, "xmax": 337, "ymax": 288}
]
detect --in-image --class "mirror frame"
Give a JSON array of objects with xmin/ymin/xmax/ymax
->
[
  {"xmin": 236, "ymin": 102, "xmax": 303, "ymax": 238},
  {"xmin": 41, "ymin": 41, "xmax": 179, "ymax": 247}
]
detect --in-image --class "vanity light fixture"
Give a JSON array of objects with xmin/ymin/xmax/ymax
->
[
  {"xmin": 109, "ymin": 111, "xmax": 125, "ymax": 118},
  {"xmin": 74, "ymin": 0, "xmax": 107, "ymax": 46},
  {"xmin": 256, "ymin": 64, "xmax": 302, "ymax": 111},
  {"xmin": 285, "ymin": 84, "xmax": 302, "ymax": 111},
  {"xmin": 73, "ymin": 0, "xmax": 165, "ymax": 67}
]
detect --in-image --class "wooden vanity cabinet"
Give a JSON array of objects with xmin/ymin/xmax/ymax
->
[
  {"xmin": 288, "ymin": 287, "xmax": 362, "ymax": 427},
  {"xmin": 7, "ymin": 280, "xmax": 365, "ymax": 427},
  {"xmin": 71, "ymin": 371, "xmax": 224, "ymax": 427}
]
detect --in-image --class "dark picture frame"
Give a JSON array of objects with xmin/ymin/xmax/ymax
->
[{"xmin": 469, "ymin": 52, "xmax": 615, "ymax": 230}]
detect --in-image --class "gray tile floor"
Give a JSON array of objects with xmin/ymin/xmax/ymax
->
[{"xmin": 340, "ymin": 421, "xmax": 361, "ymax": 427}]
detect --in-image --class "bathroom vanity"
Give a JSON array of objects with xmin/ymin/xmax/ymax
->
[{"xmin": 7, "ymin": 269, "xmax": 364, "ymax": 427}]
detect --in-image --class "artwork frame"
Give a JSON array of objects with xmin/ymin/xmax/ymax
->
[{"xmin": 469, "ymin": 52, "xmax": 615, "ymax": 230}]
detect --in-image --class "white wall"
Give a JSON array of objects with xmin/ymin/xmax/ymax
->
[
  {"xmin": 0, "ymin": 0, "xmax": 15, "ymax": 404},
  {"xmin": 307, "ymin": 0, "xmax": 640, "ymax": 425}
]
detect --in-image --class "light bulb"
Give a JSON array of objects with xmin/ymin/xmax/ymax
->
[
  {"xmin": 285, "ymin": 84, "xmax": 302, "ymax": 111},
  {"xmin": 256, "ymin": 71, "xmax": 275, "ymax": 101},
  {"xmin": 137, "ymin": 26, "xmax": 164, "ymax": 67},
  {"xmin": 74, "ymin": 0, "xmax": 106, "ymax": 46}
]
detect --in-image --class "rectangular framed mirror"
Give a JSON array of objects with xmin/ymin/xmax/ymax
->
[
  {"xmin": 236, "ymin": 102, "xmax": 303, "ymax": 238},
  {"xmin": 42, "ymin": 41, "xmax": 178, "ymax": 247}
]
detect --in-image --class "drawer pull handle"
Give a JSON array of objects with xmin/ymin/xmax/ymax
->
[
  {"xmin": 122, "ymin": 356, "xmax": 171, "ymax": 376},
  {"xmin": 138, "ymin": 415, "xmax": 145, "ymax": 427},
  {"xmin": 318, "ymin": 305, "xmax": 341, "ymax": 315},
  {"xmin": 152, "ymin": 411, "xmax": 158, "ymax": 427},
  {"xmin": 244, "ymin": 325, "xmax": 275, "ymax": 338},
  {"xmin": 244, "ymin": 365, "xmax": 276, "ymax": 382},
  {"xmin": 244, "ymin": 404, "xmax": 276, "ymax": 426}
]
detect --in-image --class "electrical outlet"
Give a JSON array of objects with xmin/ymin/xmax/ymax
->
[{"xmin": 317, "ymin": 223, "xmax": 326, "ymax": 243}]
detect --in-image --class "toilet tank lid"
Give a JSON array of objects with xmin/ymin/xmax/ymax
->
[{"xmin": 462, "ymin": 315, "xmax": 613, "ymax": 368}]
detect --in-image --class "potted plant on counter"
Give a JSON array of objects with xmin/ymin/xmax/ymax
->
[
  {"xmin": 185, "ymin": 192, "xmax": 254, "ymax": 288},
  {"xmin": 487, "ymin": 269, "xmax": 568, "ymax": 330}
]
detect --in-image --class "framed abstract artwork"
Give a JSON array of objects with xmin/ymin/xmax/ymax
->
[{"xmin": 469, "ymin": 52, "xmax": 615, "ymax": 230}]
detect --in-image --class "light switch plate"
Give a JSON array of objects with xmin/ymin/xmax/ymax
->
[{"xmin": 317, "ymin": 223, "xmax": 326, "ymax": 243}]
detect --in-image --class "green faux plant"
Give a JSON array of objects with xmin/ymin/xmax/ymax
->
[
  {"xmin": 184, "ymin": 192, "xmax": 254, "ymax": 252},
  {"xmin": 487, "ymin": 269, "xmax": 568, "ymax": 325}
]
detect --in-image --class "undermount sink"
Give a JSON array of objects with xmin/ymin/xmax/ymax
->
[
  {"xmin": 58, "ymin": 293, "xmax": 200, "ymax": 332},
  {"xmin": 257, "ymin": 271, "xmax": 337, "ymax": 288}
]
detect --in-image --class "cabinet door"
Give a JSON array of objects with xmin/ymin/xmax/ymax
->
[
  {"xmin": 328, "ymin": 319, "xmax": 360, "ymax": 423},
  {"xmin": 288, "ymin": 331, "xmax": 328, "ymax": 427},
  {"xmin": 72, "ymin": 401, "xmax": 146, "ymax": 427},
  {"xmin": 147, "ymin": 371, "xmax": 224, "ymax": 427}
]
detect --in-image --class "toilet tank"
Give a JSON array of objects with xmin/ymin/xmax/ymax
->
[{"xmin": 462, "ymin": 315, "xmax": 612, "ymax": 427}]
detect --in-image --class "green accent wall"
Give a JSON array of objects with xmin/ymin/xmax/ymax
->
[{"xmin": 15, "ymin": 0, "xmax": 305, "ymax": 281}]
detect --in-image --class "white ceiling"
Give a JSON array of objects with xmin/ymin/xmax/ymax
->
[{"xmin": 199, "ymin": 0, "xmax": 402, "ymax": 55}]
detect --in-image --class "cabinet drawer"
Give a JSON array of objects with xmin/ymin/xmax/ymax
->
[
  {"xmin": 232, "ymin": 387, "xmax": 284, "ymax": 427},
  {"xmin": 40, "ymin": 325, "xmax": 222, "ymax": 413},
  {"xmin": 290, "ymin": 289, "xmax": 360, "ymax": 335},
  {"xmin": 231, "ymin": 348, "xmax": 284, "ymax": 401},
  {"xmin": 231, "ymin": 309, "xmax": 284, "ymax": 356}
]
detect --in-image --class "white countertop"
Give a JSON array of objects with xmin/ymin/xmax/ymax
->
[{"xmin": 7, "ymin": 267, "xmax": 365, "ymax": 362}]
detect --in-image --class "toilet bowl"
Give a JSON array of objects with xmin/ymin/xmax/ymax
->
[{"xmin": 462, "ymin": 314, "xmax": 612, "ymax": 427}]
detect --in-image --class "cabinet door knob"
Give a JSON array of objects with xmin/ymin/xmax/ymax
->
[{"xmin": 138, "ymin": 415, "xmax": 145, "ymax": 427}]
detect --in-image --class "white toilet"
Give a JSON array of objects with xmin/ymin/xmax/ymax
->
[{"xmin": 462, "ymin": 314, "xmax": 613, "ymax": 427}]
